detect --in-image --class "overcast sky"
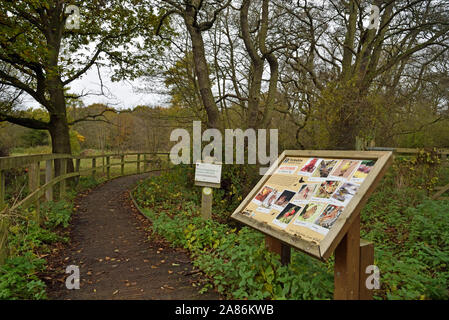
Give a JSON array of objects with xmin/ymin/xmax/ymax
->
[{"xmin": 23, "ymin": 66, "xmax": 168, "ymax": 110}]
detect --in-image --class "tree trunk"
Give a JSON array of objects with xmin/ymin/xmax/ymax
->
[
  {"xmin": 185, "ymin": 20, "xmax": 220, "ymax": 129},
  {"xmin": 49, "ymin": 113, "xmax": 74, "ymax": 176}
]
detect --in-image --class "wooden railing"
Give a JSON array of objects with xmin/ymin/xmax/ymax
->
[
  {"xmin": 367, "ymin": 147, "xmax": 449, "ymax": 200},
  {"xmin": 0, "ymin": 151, "xmax": 170, "ymax": 263}
]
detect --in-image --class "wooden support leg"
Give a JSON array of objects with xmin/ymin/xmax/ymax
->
[
  {"xmin": 334, "ymin": 214, "xmax": 360, "ymax": 300},
  {"xmin": 121, "ymin": 155, "xmax": 125, "ymax": 176},
  {"xmin": 265, "ymin": 235, "xmax": 291, "ymax": 266},
  {"xmin": 144, "ymin": 154, "xmax": 148, "ymax": 172},
  {"xmin": 201, "ymin": 187, "xmax": 213, "ymax": 219},
  {"xmin": 359, "ymin": 239, "xmax": 375, "ymax": 300}
]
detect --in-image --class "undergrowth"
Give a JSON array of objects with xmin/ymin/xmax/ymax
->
[
  {"xmin": 0, "ymin": 176, "xmax": 100, "ymax": 300},
  {"xmin": 133, "ymin": 164, "xmax": 449, "ymax": 300}
]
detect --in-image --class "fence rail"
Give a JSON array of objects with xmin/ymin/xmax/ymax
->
[
  {"xmin": 367, "ymin": 147, "xmax": 449, "ymax": 200},
  {"xmin": 0, "ymin": 151, "xmax": 170, "ymax": 263}
]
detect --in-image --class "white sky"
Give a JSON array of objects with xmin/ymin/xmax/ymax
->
[{"xmin": 23, "ymin": 66, "xmax": 168, "ymax": 110}]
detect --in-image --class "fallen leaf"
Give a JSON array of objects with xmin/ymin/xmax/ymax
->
[{"xmin": 113, "ymin": 290, "xmax": 119, "ymax": 295}]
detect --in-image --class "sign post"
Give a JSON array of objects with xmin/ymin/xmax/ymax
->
[
  {"xmin": 231, "ymin": 150, "xmax": 392, "ymax": 300},
  {"xmin": 194, "ymin": 159, "xmax": 222, "ymax": 220}
]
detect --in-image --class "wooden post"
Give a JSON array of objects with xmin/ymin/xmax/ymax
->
[
  {"xmin": 137, "ymin": 154, "xmax": 141, "ymax": 174},
  {"xmin": 75, "ymin": 159, "xmax": 81, "ymax": 184},
  {"xmin": 59, "ymin": 158, "xmax": 67, "ymax": 199},
  {"xmin": 0, "ymin": 170, "xmax": 5, "ymax": 211},
  {"xmin": 0, "ymin": 170, "xmax": 8, "ymax": 264},
  {"xmin": 359, "ymin": 239, "xmax": 375, "ymax": 300},
  {"xmin": 0, "ymin": 217, "xmax": 7, "ymax": 265},
  {"xmin": 45, "ymin": 160, "xmax": 53, "ymax": 202},
  {"xmin": 201, "ymin": 187, "xmax": 213, "ymax": 219},
  {"xmin": 265, "ymin": 235, "xmax": 291, "ymax": 266},
  {"xmin": 106, "ymin": 156, "xmax": 111, "ymax": 180},
  {"xmin": 102, "ymin": 155, "xmax": 105, "ymax": 174},
  {"xmin": 334, "ymin": 214, "xmax": 361, "ymax": 300},
  {"xmin": 121, "ymin": 155, "xmax": 125, "ymax": 176},
  {"xmin": 28, "ymin": 162, "xmax": 40, "ymax": 222},
  {"xmin": 92, "ymin": 158, "xmax": 96, "ymax": 178},
  {"xmin": 144, "ymin": 154, "xmax": 148, "ymax": 172}
]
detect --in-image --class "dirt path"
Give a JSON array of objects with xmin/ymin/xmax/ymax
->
[{"xmin": 45, "ymin": 173, "xmax": 219, "ymax": 300}]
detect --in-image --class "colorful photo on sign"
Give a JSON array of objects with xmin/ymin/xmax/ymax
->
[
  {"xmin": 294, "ymin": 202, "xmax": 326, "ymax": 223},
  {"xmin": 272, "ymin": 190, "xmax": 296, "ymax": 211},
  {"xmin": 314, "ymin": 204, "xmax": 344, "ymax": 229},
  {"xmin": 310, "ymin": 159, "xmax": 339, "ymax": 180},
  {"xmin": 257, "ymin": 189, "xmax": 282, "ymax": 213},
  {"xmin": 329, "ymin": 160, "xmax": 360, "ymax": 180},
  {"xmin": 252, "ymin": 186, "xmax": 274, "ymax": 205},
  {"xmin": 313, "ymin": 180, "xmax": 341, "ymax": 200},
  {"xmin": 299, "ymin": 158, "xmax": 321, "ymax": 176},
  {"xmin": 331, "ymin": 182, "xmax": 359, "ymax": 205},
  {"xmin": 352, "ymin": 160, "xmax": 375, "ymax": 182},
  {"xmin": 291, "ymin": 183, "xmax": 318, "ymax": 204},
  {"xmin": 273, "ymin": 203, "xmax": 302, "ymax": 227}
]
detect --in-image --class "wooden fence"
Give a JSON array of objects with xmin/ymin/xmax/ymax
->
[
  {"xmin": 0, "ymin": 152, "xmax": 170, "ymax": 263},
  {"xmin": 367, "ymin": 147, "xmax": 449, "ymax": 200}
]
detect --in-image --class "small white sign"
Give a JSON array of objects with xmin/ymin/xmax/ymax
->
[{"xmin": 195, "ymin": 162, "xmax": 222, "ymax": 185}]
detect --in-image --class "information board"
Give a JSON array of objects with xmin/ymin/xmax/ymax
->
[
  {"xmin": 231, "ymin": 150, "xmax": 392, "ymax": 260},
  {"xmin": 194, "ymin": 162, "xmax": 222, "ymax": 188}
]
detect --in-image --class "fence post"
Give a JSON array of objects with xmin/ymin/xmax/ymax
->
[
  {"xmin": 0, "ymin": 170, "xmax": 8, "ymax": 264},
  {"xmin": 106, "ymin": 156, "xmax": 110, "ymax": 180},
  {"xmin": 121, "ymin": 155, "xmax": 125, "ymax": 176},
  {"xmin": 137, "ymin": 154, "xmax": 141, "ymax": 174},
  {"xmin": 28, "ymin": 162, "xmax": 40, "ymax": 222},
  {"xmin": 102, "ymin": 155, "xmax": 105, "ymax": 174},
  {"xmin": 144, "ymin": 154, "xmax": 148, "ymax": 172},
  {"xmin": 0, "ymin": 170, "xmax": 4, "ymax": 211},
  {"xmin": 45, "ymin": 160, "xmax": 53, "ymax": 202},
  {"xmin": 92, "ymin": 158, "xmax": 96, "ymax": 178},
  {"xmin": 59, "ymin": 158, "xmax": 67, "ymax": 199}
]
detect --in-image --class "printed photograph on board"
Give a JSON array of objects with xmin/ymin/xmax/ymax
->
[
  {"xmin": 252, "ymin": 186, "xmax": 274, "ymax": 205},
  {"xmin": 313, "ymin": 180, "xmax": 341, "ymax": 199},
  {"xmin": 299, "ymin": 158, "xmax": 321, "ymax": 176},
  {"xmin": 314, "ymin": 204, "xmax": 344, "ymax": 229},
  {"xmin": 310, "ymin": 159, "xmax": 339, "ymax": 180},
  {"xmin": 257, "ymin": 189, "xmax": 282, "ymax": 213},
  {"xmin": 272, "ymin": 190, "xmax": 296, "ymax": 210},
  {"xmin": 329, "ymin": 160, "xmax": 360, "ymax": 180},
  {"xmin": 352, "ymin": 160, "xmax": 376, "ymax": 182},
  {"xmin": 291, "ymin": 183, "xmax": 318, "ymax": 203},
  {"xmin": 331, "ymin": 182, "xmax": 359, "ymax": 205},
  {"xmin": 274, "ymin": 203, "xmax": 302, "ymax": 226},
  {"xmin": 294, "ymin": 202, "xmax": 326, "ymax": 223}
]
